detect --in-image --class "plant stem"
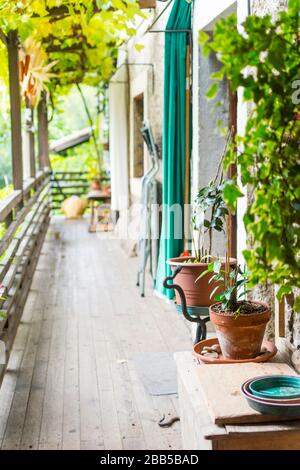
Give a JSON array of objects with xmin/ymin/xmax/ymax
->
[{"xmin": 213, "ymin": 126, "xmax": 234, "ymax": 184}]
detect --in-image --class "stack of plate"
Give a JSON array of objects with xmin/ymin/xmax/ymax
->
[{"xmin": 241, "ymin": 375, "xmax": 300, "ymax": 417}]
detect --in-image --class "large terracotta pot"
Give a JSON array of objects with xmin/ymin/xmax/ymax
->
[
  {"xmin": 167, "ymin": 256, "xmax": 236, "ymax": 308},
  {"xmin": 209, "ymin": 301, "xmax": 271, "ymax": 360}
]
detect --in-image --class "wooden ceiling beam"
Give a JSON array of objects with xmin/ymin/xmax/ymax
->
[
  {"xmin": 46, "ymin": 44, "xmax": 96, "ymax": 53},
  {"xmin": 33, "ymin": 1, "xmax": 114, "ymax": 20}
]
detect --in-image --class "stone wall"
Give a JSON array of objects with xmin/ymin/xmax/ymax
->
[{"xmin": 251, "ymin": 0, "xmax": 288, "ymax": 16}]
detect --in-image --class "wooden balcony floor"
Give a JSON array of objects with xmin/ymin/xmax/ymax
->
[{"xmin": 0, "ymin": 217, "xmax": 192, "ymax": 450}]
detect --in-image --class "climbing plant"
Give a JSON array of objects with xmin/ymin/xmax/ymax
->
[
  {"xmin": 0, "ymin": 1, "xmax": 144, "ymax": 182},
  {"xmin": 0, "ymin": 0, "xmax": 144, "ymax": 92},
  {"xmin": 200, "ymin": 0, "xmax": 300, "ymax": 310}
]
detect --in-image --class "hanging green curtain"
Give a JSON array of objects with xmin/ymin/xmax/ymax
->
[{"xmin": 155, "ymin": 0, "xmax": 192, "ymax": 299}]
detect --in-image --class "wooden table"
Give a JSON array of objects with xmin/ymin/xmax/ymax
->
[
  {"xmin": 175, "ymin": 351, "xmax": 300, "ymax": 450},
  {"xmin": 87, "ymin": 190, "xmax": 111, "ymax": 232}
]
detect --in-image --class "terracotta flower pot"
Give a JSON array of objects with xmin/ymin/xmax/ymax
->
[
  {"xmin": 90, "ymin": 179, "xmax": 101, "ymax": 190},
  {"xmin": 209, "ymin": 301, "xmax": 271, "ymax": 360},
  {"xmin": 167, "ymin": 256, "xmax": 236, "ymax": 308}
]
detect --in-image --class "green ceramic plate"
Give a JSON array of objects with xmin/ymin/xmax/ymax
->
[{"xmin": 249, "ymin": 375, "xmax": 300, "ymax": 400}]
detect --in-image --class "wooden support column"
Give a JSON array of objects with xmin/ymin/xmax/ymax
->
[
  {"xmin": 7, "ymin": 30, "xmax": 23, "ymax": 190},
  {"xmin": 37, "ymin": 92, "xmax": 50, "ymax": 169},
  {"xmin": 24, "ymin": 103, "xmax": 36, "ymax": 178}
]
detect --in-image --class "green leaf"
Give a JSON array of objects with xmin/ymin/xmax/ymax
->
[
  {"xmin": 223, "ymin": 182, "xmax": 244, "ymax": 213},
  {"xmin": 276, "ymin": 285, "xmax": 292, "ymax": 300},
  {"xmin": 195, "ymin": 270, "xmax": 209, "ymax": 282},
  {"xmin": 215, "ymin": 293, "xmax": 225, "ymax": 301},
  {"xmin": 211, "ymin": 68, "xmax": 225, "ymax": 81},
  {"xmin": 208, "ymin": 274, "xmax": 223, "ymax": 283},
  {"xmin": 243, "ymin": 87, "xmax": 253, "ymax": 101},
  {"xmin": 199, "ymin": 30, "xmax": 210, "ymax": 45},
  {"xmin": 224, "ymin": 288, "xmax": 234, "ymax": 300},
  {"xmin": 199, "ymin": 30, "xmax": 211, "ymax": 56},
  {"xmin": 207, "ymin": 262, "xmax": 215, "ymax": 272},
  {"xmin": 206, "ymin": 83, "xmax": 218, "ymax": 100},
  {"xmin": 210, "ymin": 285, "xmax": 221, "ymax": 300},
  {"xmin": 134, "ymin": 44, "xmax": 144, "ymax": 52}
]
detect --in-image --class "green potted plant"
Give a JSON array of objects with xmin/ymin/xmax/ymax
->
[
  {"xmin": 167, "ymin": 177, "xmax": 236, "ymax": 308},
  {"xmin": 200, "ymin": 260, "xmax": 271, "ymax": 359}
]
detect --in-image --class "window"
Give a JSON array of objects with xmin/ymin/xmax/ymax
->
[{"xmin": 133, "ymin": 93, "xmax": 144, "ymax": 177}]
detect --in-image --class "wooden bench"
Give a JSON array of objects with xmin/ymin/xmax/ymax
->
[{"xmin": 175, "ymin": 351, "xmax": 300, "ymax": 450}]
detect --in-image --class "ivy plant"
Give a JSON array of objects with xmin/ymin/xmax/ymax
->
[{"xmin": 200, "ymin": 0, "xmax": 300, "ymax": 310}]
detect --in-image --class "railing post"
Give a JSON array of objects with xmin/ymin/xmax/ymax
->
[
  {"xmin": 7, "ymin": 30, "xmax": 23, "ymax": 191},
  {"xmin": 37, "ymin": 92, "xmax": 50, "ymax": 170},
  {"xmin": 24, "ymin": 103, "xmax": 36, "ymax": 179}
]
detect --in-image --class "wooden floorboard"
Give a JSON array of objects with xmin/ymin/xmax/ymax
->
[{"xmin": 0, "ymin": 217, "xmax": 192, "ymax": 450}]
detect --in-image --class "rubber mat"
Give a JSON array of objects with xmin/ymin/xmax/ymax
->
[{"xmin": 132, "ymin": 352, "xmax": 178, "ymax": 396}]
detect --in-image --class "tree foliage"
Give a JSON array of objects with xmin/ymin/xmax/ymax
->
[
  {"xmin": 0, "ymin": 1, "xmax": 144, "ymax": 185},
  {"xmin": 0, "ymin": 0, "xmax": 144, "ymax": 92},
  {"xmin": 200, "ymin": 0, "xmax": 300, "ymax": 309}
]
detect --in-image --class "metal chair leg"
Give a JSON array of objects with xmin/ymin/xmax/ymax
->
[{"xmin": 163, "ymin": 267, "xmax": 210, "ymax": 343}]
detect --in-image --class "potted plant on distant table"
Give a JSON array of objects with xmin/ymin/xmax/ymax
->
[
  {"xmin": 201, "ymin": 259, "xmax": 271, "ymax": 360},
  {"xmin": 90, "ymin": 178, "xmax": 101, "ymax": 191}
]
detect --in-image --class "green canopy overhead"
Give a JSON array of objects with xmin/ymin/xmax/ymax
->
[{"xmin": 155, "ymin": 0, "xmax": 192, "ymax": 299}]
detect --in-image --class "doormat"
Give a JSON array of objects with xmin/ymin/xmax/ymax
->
[{"xmin": 132, "ymin": 352, "xmax": 177, "ymax": 396}]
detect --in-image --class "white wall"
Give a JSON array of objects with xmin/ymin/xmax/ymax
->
[
  {"xmin": 192, "ymin": 0, "xmax": 237, "ymax": 200},
  {"xmin": 192, "ymin": 0, "xmax": 252, "ymax": 264},
  {"xmin": 109, "ymin": 65, "xmax": 129, "ymax": 211},
  {"xmin": 193, "ymin": 0, "xmax": 237, "ymax": 32},
  {"xmin": 125, "ymin": 2, "xmax": 167, "ymax": 204}
]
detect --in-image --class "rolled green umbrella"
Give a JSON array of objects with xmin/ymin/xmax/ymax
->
[{"xmin": 155, "ymin": 0, "xmax": 192, "ymax": 299}]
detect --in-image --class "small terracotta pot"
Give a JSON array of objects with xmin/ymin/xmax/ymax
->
[
  {"xmin": 209, "ymin": 301, "xmax": 271, "ymax": 360},
  {"xmin": 90, "ymin": 179, "xmax": 101, "ymax": 190},
  {"xmin": 167, "ymin": 256, "xmax": 236, "ymax": 308}
]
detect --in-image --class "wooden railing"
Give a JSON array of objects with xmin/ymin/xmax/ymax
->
[
  {"xmin": 50, "ymin": 171, "xmax": 89, "ymax": 211},
  {"xmin": 0, "ymin": 171, "xmax": 50, "ymax": 386}
]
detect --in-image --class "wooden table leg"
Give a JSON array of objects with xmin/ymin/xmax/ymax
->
[{"xmin": 89, "ymin": 200, "xmax": 96, "ymax": 232}]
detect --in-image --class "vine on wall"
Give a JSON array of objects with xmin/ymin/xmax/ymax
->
[{"xmin": 200, "ymin": 0, "xmax": 300, "ymax": 310}]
